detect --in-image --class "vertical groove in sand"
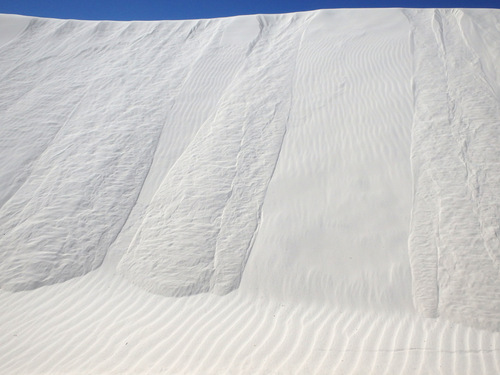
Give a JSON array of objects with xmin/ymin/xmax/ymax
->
[
  {"xmin": 406, "ymin": 8, "xmax": 500, "ymax": 330},
  {"xmin": 1, "ymin": 8, "xmax": 499, "ymax": 375},
  {"xmin": 239, "ymin": 8, "xmax": 414, "ymax": 312},
  {"xmin": 117, "ymin": 14, "xmax": 311, "ymax": 298},
  {"xmin": 0, "ymin": 19, "xmax": 226, "ymax": 292}
]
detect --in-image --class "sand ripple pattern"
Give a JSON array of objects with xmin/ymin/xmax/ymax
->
[
  {"xmin": 0, "ymin": 273, "xmax": 499, "ymax": 374},
  {"xmin": 406, "ymin": 9, "xmax": 500, "ymax": 330},
  {"xmin": 118, "ymin": 14, "xmax": 310, "ymax": 296},
  {"xmin": 0, "ymin": 18, "xmax": 230, "ymax": 292},
  {"xmin": 240, "ymin": 9, "xmax": 414, "ymax": 310},
  {"xmin": 1, "ymin": 8, "xmax": 500, "ymax": 375}
]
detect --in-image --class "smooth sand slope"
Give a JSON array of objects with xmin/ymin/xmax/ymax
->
[{"xmin": 0, "ymin": 8, "xmax": 499, "ymax": 374}]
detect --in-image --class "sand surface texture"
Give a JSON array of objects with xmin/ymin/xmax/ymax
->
[{"xmin": 0, "ymin": 8, "xmax": 499, "ymax": 374}]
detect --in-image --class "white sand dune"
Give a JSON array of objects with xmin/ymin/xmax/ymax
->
[
  {"xmin": 407, "ymin": 9, "xmax": 500, "ymax": 330},
  {"xmin": 0, "ymin": 8, "xmax": 499, "ymax": 374},
  {"xmin": 0, "ymin": 14, "xmax": 29, "ymax": 48}
]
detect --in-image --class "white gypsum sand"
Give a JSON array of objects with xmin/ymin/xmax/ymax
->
[
  {"xmin": 0, "ymin": 8, "xmax": 499, "ymax": 374},
  {"xmin": 0, "ymin": 14, "xmax": 30, "ymax": 48}
]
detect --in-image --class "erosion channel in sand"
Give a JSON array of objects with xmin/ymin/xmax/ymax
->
[{"xmin": 0, "ymin": 8, "xmax": 499, "ymax": 374}]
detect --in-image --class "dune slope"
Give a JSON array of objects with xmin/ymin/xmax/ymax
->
[{"xmin": 0, "ymin": 8, "xmax": 499, "ymax": 374}]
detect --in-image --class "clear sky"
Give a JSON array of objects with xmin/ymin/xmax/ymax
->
[{"xmin": 0, "ymin": 0, "xmax": 498, "ymax": 20}]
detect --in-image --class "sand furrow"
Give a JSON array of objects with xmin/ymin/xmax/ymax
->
[
  {"xmin": 344, "ymin": 311, "xmax": 380, "ymax": 374},
  {"xmin": 83, "ymin": 300, "xmax": 172, "ymax": 372},
  {"xmin": 157, "ymin": 296, "xmax": 244, "ymax": 372},
  {"xmin": 100, "ymin": 298, "xmax": 190, "ymax": 373},
  {"xmin": 1, "ymin": 8, "xmax": 499, "ymax": 375},
  {"xmin": 266, "ymin": 305, "xmax": 316, "ymax": 374},
  {"xmin": 200, "ymin": 299, "xmax": 260, "ymax": 373},
  {"xmin": 292, "ymin": 306, "xmax": 332, "ymax": 374},
  {"xmin": 1, "ymin": 278, "xmax": 500, "ymax": 374},
  {"xmin": 406, "ymin": 8, "xmax": 500, "ymax": 330},
  {"xmin": 314, "ymin": 310, "xmax": 351, "ymax": 373},
  {"xmin": 381, "ymin": 316, "xmax": 405, "ymax": 375},
  {"xmin": 362, "ymin": 315, "xmax": 389, "ymax": 374},
  {"xmin": 287, "ymin": 306, "xmax": 330, "ymax": 374},
  {"xmin": 112, "ymin": 299, "xmax": 196, "ymax": 374},
  {"xmin": 247, "ymin": 304, "xmax": 296, "ymax": 374},
  {"xmin": 102, "ymin": 19, "xmax": 252, "ymax": 271},
  {"xmin": 118, "ymin": 13, "xmax": 310, "ymax": 297},
  {"xmin": 492, "ymin": 333, "xmax": 500, "ymax": 374},
  {"xmin": 128, "ymin": 297, "xmax": 216, "ymax": 373},
  {"xmin": 239, "ymin": 9, "xmax": 413, "ymax": 312},
  {"xmin": 0, "ymin": 18, "xmax": 223, "ymax": 292},
  {"xmin": 231, "ymin": 299, "xmax": 277, "ymax": 373},
  {"xmin": 163, "ymin": 296, "xmax": 249, "ymax": 373}
]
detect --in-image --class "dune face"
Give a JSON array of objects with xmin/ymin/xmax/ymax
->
[
  {"xmin": 407, "ymin": 9, "xmax": 500, "ymax": 330},
  {"xmin": 0, "ymin": 8, "xmax": 499, "ymax": 374},
  {"xmin": 118, "ymin": 14, "xmax": 308, "ymax": 297}
]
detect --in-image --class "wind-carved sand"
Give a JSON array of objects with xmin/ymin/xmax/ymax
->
[
  {"xmin": 118, "ymin": 14, "xmax": 309, "ymax": 296},
  {"xmin": 0, "ymin": 8, "xmax": 499, "ymax": 375},
  {"xmin": 407, "ymin": 9, "xmax": 500, "ymax": 330}
]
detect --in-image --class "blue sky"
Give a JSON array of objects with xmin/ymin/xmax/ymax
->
[{"xmin": 0, "ymin": 0, "xmax": 498, "ymax": 20}]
